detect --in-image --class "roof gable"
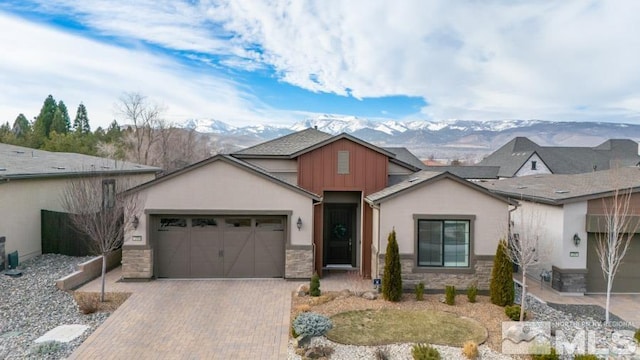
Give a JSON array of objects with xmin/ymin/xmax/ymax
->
[{"xmin": 232, "ymin": 128, "xmax": 332, "ymax": 157}]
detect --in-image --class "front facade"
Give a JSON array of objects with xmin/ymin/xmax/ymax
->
[{"xmin": 367, "ymin": 172, "xmax": 513, "ymax": 290}]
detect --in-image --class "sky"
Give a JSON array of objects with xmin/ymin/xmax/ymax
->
[{"xmin": 1, "ymin": 0, "xmax": 640, "ymax": 129}]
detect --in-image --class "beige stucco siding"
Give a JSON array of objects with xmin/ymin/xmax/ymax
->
[
  {"xmin": 377, "ymin": 178, "xmax": 509, "ymax": 256},
  {"xmin": 126, "ymin": 160, "xmax": 314, "ymax": 247},
  {"xmin": 0, "ymin": 173, "xmax": 155, "ymax": 262},
  {"xmin": 244, "ymin": 158, "xmax": 298, "ymax": 184}
]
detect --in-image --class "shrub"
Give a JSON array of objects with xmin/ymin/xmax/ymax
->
[
  {"xmin": 531, "ymin": 347, "xmax": 559, "ymax": 360},
  {"xmin": 573, "ymin": 355, "xmax": 599, "ymax": 360},
  {"xmin": 32, "ymin": 341, "xmax": 62, "ymax": 356},
  {"xmin": 415, "ymin": 282, "xmax": 425, "ymax": 301},
  {"xmin": 505, "ymin": 304, "xmax": 525, "ymax": 321},
  {"xmin": 292, "ymin": 312, "xmax": 333, "ymax": 337},
  {"xmin": 382, "ymin": 229, "xmax": 403, "ymax": 302},
  {"xmin": 310, "ymin": 272, "xmax": 321, "ymax": 297},
  {"xmin": 445, "ymin": 285, "xmax": 456, "ymax": 305},
  {"xmin": 467, "ymin": 284, "xmax": 477, "ymax": 303},
  {"xmin": 74, "ymin": 292, "xmax": 99, "ymax": 314},
  {"xmin": 295, "ymin": 304, "xmax": 311, "ymax": 313},
  {"xmin": 412, "ymin": 343, "xmax": 441, "ymax": 360},
  {"xmin": 635, "ymin": 328, "xmax": 640, "ymax": 344},
  {"xmin": 490, "ymin": 239, "xmax": 515, "ymax": 306},
  {"xmin": 374, "ymin": 347, "xmax": 389, "ymax": 360},
  {"xmin": 462, "ymin": 340, "xmax": 479, "ymax": 359}
]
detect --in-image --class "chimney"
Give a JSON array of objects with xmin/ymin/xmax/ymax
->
[{"xmin": 314, "ymin": 125, "xmax": 318, "ymax": 130}]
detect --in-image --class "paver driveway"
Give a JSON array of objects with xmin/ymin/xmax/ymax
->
[{"xmin": 69, "ymin": 279, "xmax": 297, "ymax": 360}]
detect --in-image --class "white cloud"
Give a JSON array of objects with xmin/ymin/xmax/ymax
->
[{"xmin": 0, "ymin": 11, "xmax": 280, "ymax": 128}]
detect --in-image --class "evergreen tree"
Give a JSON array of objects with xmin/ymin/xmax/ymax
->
[
  {"xmin": 490, "ymin": 239, "xmax": 515, "ymax": 306},
  {"xmin": 12, "ymin": 113, "xmax": 31, "ymax": 138},
  {"xmin": 382, "ymin": 229, "xmax": 403, "ymax": 302},
  {"xmin": 51, "ymin": 108, "xmax": 68, "ymax": 134},
  {"xmin": 104, "ymin": 120, "xmax": 122, "ymax": 142},
  {"xmin": 0, "ymin": 121, "xmax": 11, "ymax": 142},
  {"xmin": 57, "ymin": 100, "xmax": 71, "ymax": 132},
  {"xmin": 33, "ymin": 95, "xmax": 58, "ymax": 142},
  {"xmin": 73, "ymin": 103, "xmax": 90, "ymax": 134}
]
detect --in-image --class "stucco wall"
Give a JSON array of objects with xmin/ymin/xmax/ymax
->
[
  {"xmin": 0, "ymin": 173, "xmax": 155, "ymax": 262},
  {"xmin": 561, "ymin": 201, "xmax": 587, "ymax": 269},
  {"xmin": 244, "ymin": 158, "xmax": 298, "ymax": 184},
  {"xmin": 125, "ymin": 160, "xmax": 314, "ymax": 247},
  {"xmin": 515, "ymin": 153, "xmax": 552, "ymax": 177},
  {"xmin": 377, "ymin": 178, "xmax": 509, "ymax": 256}
]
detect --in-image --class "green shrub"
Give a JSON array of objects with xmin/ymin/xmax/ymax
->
[
  {"xmin": 412, "ymin": 343, "xmax": 441, "ymax": 360},
  {"xmin": 490, "ymin": 239, "xmax": 515, "ymax": 306},
  {"xmin": 505, "ymin": 304, "xmax": 525, "ymax": 321},
  {"xmin": 531, "ymin": 347, "xmax": 559, "ymax": 360},
  {"xmin": 635, "ymin": 328, "xmax": 640, "ymax": 344},
  {"xmin": 32, "ymin": 341, "xmax": 62, "ymax": 356},
  {"xmin": 467, "ymin": 284, "xmax": 477, "ymax": 303},
  {"xmin": 445, "ymin": 285, "xmax": 456, "ymax": 305},
  {"xmin": 310, "ymin": 272, "xmax": 321, "ymax": 297},
  {"xmin": 415, "ymin": 282, "xmax": 425, "ymax": 301},
  {"xmin": 382, "ymin": 229, "xmax": 403, "ymax": 302},
  {"xmin": 573, "ymin": 355, "xmax": 599, "ymax": 360},
  {"xmin": 292, "ymin": 312, "xmax": 333, "ymax": 337}
]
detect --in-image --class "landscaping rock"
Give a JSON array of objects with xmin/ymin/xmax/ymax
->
[
  {"xmin": 362, "ymin": 291, "xmax": 377, "ymax": 300},
  {"xmin": 296, "ymin": 284, "xmax": 309, "ymax": 297},
  {"xmin": 336, "ymin": 289, "xmax": 352, "ymax": 299}
]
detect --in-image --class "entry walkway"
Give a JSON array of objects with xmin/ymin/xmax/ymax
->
[
  {"xmin": 70, "ymin": 269, "xmax": 301, "ymax": 359},
  {"xmin": 520, "ymin": 276, "xmax": 640, "ymax": 328}
]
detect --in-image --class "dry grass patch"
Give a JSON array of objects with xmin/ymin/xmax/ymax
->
[
  {"xmin": 327, "ymin": 308, "xmax": 487, "ymax": 346},
  {"xmin": 73, "ymin": 291, "xmax": 131, "ymax": 314}
]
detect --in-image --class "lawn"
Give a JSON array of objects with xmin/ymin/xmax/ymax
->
[{"xmin": 326, "ymin": 308, "xmax": 488, "ymax": 346}]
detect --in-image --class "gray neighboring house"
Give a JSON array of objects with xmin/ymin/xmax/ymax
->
[
  {"xmin": 0, "ymin": 143, "xmax": 159, "ymax": 263},
  {"xmin": 477, "ymin": 137, "xmax": 640, "ymax": 178},
  {"xmin": 481, "ymin": 167, "xmax": 640, "ymax": 294},
  {"xmin": 422, "ymin": 165, "xmax": 500, "ymax": 181}
]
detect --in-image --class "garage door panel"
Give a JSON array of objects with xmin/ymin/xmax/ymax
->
[
  {"xmin": 255, "ymin": 230, "xmax": 285, "ymax": 277},
  {"xmin": 587, "ymin": 233, "xmax": 640, "ymax": 293},
  {"xmin": 190, "ymin": 231, "xmax": 223, "ymax": 278},
  {"xmin": 156, "ymin": 231, "xmax": 189, "ymax": 278},
  {"xmin": 223, "ymin": 219, "xmax": 255, "ymax": 277}
]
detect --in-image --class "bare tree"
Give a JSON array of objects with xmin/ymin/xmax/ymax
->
[
  {"xmin": 594, "ymin": 185, "xmax": 638, "ymax": 324},
  {"xmin": 507, "ymin": 205, "xmax": 551, "ymax": 321},
  {"xmin": 116, "ymin": 92, "xmax": 164, "ymax": 165},
  {"xmin": 60, "ymin": 174, "xmax": 143, "ymax": 301},
  {"xmin": 154, "ymin": 118, "xmax": 175, "ymax": 170}
]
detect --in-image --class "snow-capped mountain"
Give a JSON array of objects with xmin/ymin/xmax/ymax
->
[{"xmin": 182, "ymin": 115, "xmax": 640, "ymax": 162}]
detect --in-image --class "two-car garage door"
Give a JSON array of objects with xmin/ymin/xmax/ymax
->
[{"xmin": 154, "ymin": 215, "xmax": 285, "ymax": 278}]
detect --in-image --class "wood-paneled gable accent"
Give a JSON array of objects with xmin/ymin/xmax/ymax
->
[
  {"xmin": 298, "ymin": 138, "xmax": 389, "ymax": 278},
  {"xmin": 587, "ymin": 192, "xmax": 640, "ymax": 216}
]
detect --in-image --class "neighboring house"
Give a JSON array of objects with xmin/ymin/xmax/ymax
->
[
  {"xmin": 121, "ymin": 128, "xmax": 515, "ymax": 292},
  {"xmin": 0, "ymin": 143, "xmax": 159, "ymax": 263},
  {"xmin": 477, "ymin": 137, "xmax": 640, "ymax": 178},
  {"xmin": 366, "ymin": 171, "xmax": 514, "ymax": 290},
  {"xmin": 481, "ymin": 167, "xmax": 640, "ymax": 294},
  {"xmin": 422, "ymin": 165, "xmax": 500, "ymax": 181}
]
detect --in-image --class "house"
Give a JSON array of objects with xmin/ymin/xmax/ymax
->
[
  {"xmin": 477, "ymin": 137, "xmax": 640, "ymax": 178},
  {"xmin": 480, "ymin": 167, "xmax": 640, "ymax": 294},
  {"xmin": 421, "ymin": 165, "xmax": 500, "ymax": 181},
  {"xmin": 0, "ymin": 143, "xmax": 159, "ymax": 263},
  {"xmin": 366, "ymin": 171, "xmax": 515, "ymax": 290},
  {"xmin": 121, "ymin": 128, "xmax": 514, "ymax": 291}
]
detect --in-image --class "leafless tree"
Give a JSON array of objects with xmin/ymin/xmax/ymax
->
[
  {"xmin": 116, "ymin": 92, "xmax": 164, "ymax": 165},
  {"xmin": 60, "ymin": 174, "xmax": 144, "ymax": 301},
  {"xmin": 507, "ymin": 205, "xmax": 551, "ymax": 321},
  {"xmin": 154, "ymin": 118, "xmax": 175, "ymax": 170},
  {"xmin": 594, "ymin": 185, "xmax": 639, "ymax": 324}
]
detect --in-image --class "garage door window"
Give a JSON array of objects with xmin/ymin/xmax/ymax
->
[
  {"xmin": 192, "ymin": 218, "xmax": 218, "ymax": 227},
  {"xmin": 225, "ymin": 218, "xmax": 251, "ymax": 228},
  {"xmin": 160, "ymin": 218, "xmax": 187, "ymax": 229}
]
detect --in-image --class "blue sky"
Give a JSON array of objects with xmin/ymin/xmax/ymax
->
[{"xmin": 1, "ymin": 1, "xmax": 639, "ymax": 129}]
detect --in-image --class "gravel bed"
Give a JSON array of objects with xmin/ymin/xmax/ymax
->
[{"xmin": 0, "ymin": 254, "xmax": 110, "ymax": 359}]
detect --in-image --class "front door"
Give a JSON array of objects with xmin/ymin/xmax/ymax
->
[{"xmin": 324, "ymin": 204, "xmax": 356, "ymax": 266}]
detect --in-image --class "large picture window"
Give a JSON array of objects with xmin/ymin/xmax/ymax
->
[{"xmin": 417, "ymin": 219, "xmax": 470, "ymax": 267}]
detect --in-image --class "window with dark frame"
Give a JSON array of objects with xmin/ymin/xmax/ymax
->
[
  {"xmin": 417, "ymin": 219, "xmax": 470, "ymax": 267},
  {"xmin": 102, "ymin": 179, "xmax": 116, "ymax": 209},
  {"xmin": 531, "ymin": 160, "xmax": 537, "ymax": 170}
]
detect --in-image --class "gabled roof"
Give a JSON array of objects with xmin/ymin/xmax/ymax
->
[
  {"xmin": 0, "ymin": 143, "xmax": 159, "ymax": 180},
  {"xmin": 422, "ymin": 165, "xmax": 500, "ymax": 179},
  {"xmin": 478, "ymin": 137, "xmax": 640, "ymax": 177},
  {"xmin": 383, "ymin": 147, "xmax": 427, "ymax": 170},
  {"xmin": 479, "ymin": 166, "xmax": 640, "ymax": 205},
  {"xmin": 365, "ymin": 170, "xmax": 515, "ymax": 205},
  {"xmin": 232, "ymin": 128, "xmax": 421, "ymax": 171},
  {"xmin": 123, "ymin": 154, "xmax": 321, "ymax": 200}
]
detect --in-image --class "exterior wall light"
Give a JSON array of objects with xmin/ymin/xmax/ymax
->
[
  {"xmin": 296, "ymin": 217, "xmax": 302, "ymax": 231},
  {"xmin": 133, "ymin": 215, "xmax": 140, "ymax": 230},
  {"xmin": 573, "ymin": 233, "xmax": 581, "ymax": 247}
]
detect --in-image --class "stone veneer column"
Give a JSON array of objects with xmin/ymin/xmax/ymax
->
[
  {"xmin": 121, "ymin": 246, "xmax": 153, "ymax": 279},
  {"xmin": 551, "ymin": 266, "xmax": 587, "ymax": 293},
  {"xmin": 285, "ymin": 247, "xmax": 313, "ymax": 279}
]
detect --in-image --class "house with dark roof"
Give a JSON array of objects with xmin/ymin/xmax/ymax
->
[
  {"xmin": 477, "ymin": 137, "xmax": 640, "ymax": 178},
  {"xmin": 0, "ymin": 143, "xmax": 159, "ymax": 264},
  {"xmin": 121, "ymin": 128, "xmax": 514, "ymax": 290},
  {"xmin": 480, "ymin": 167, "xmax": 640, "ymax": 294}
]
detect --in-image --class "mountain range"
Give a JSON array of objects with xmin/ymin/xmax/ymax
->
[{"xmin": 183, "ymin": 115, "xmax": 640, "ymax": 163}]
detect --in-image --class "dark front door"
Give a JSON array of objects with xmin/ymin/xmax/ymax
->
[{"xmin": 324, "ymin": 204, "xmax": 356, "ymax": 266}]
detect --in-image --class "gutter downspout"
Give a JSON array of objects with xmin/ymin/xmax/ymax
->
[
  {"xmin": 312, "ymin": 199, "xmax": 323, "ymax": 277},
  {"xmin": 368, "ymin": 200, "xmax": 381, "ymax": 278}
]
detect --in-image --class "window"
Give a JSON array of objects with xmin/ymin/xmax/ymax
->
[
  {"xmin": 337, "ymin": 151, "xmax": 350, "ymax": 174},
  {"xmin": 102, "ymin": 179, "xmax": 116, "ymax": 209},
  {"xmin": 531, "ymin": 161, "xmax": 537, "ymax": 170},
  {"xmin": 160, "ymin": 218, "xmax": 187, "ymax": 228},
  {"xmin": 192, "ymin": 218, "xmax": 218, "ymax": 227},
  {"xmin": 417, "ymin": 219, "xmax": 469, "ymax": 267},
  {"xmin": 225, "ymin": 218, "xmax": 251, "ymax": 228}
]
